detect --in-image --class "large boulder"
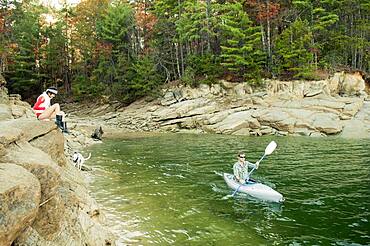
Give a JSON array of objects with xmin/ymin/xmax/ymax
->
[
  {"xmin": 327, "ymin": 72, "xmax": 343, "ymax": 94},
  {"xmin": 8, "ymin": 94, "xmax": 34, "ymax": 119},
  {"xmin": 341, "ymin": 119, "xmax": 369, "ymax": 138},
  {"xmin": 212, "ymin": 110, "xmax": 260, "ymax": 134},
  {"xmin": 154, "ymin": 98, "xmax": 210, "ymax": 121},
  {"xmin": 266, "ymin": 73, "xmax": 366, "ymax": 98},
  {"xmin": 252, "ymin": 109, "xmax": 296, "ymax": 133},
  {"xmin": 181, "ymin": 84, "xmax": 215, "ymax": 99},
  {"xmin": 0, "ymin": 141, "xmax": 61, "ymax": 201},
  {"xmin": 0, "ymin": 89, "xmax": 8, "ymax": 104},
  {"xmin": 173, "ymin": 98, "xmax": 210, "ymax": 117},
  {"xmin": 311, "ymin": 113, "xmax": 342, "ymax": 134},
  {"xmin": 303, "ymin": 80, "xmax": 330, "ymax": 97},
  {"xmin": 0, "ymin": 123, "xmax": 24, "ymax": 146},
  {"xmin": 267, "ymin": 80, "xmax": 308, "ymax": 98},
  {"xmin": 6, "ymin": 147, "xmax": 116, "ymax": 246},
  {"xmin": 341, "ymin": 100, "xmax": 363, "ymax": 119},
  {"xmin": 252, "ymin": 109, "xmax": 289, "ymax": 124},
  {"xmin": 329, "ymin": 72, "xmax": 366, "ymax": 96},
  {"xmin": 0, "ymin": 125, "xmax": 23, "ymax": 157},
  {"xmin": 0, "ymin": 141, "xmax": 63, "ymax": 239},
  {"xmin": 161, "ymin": 90, "xmax": 182, "ymax": 106},
  {"xmin": 0, "ymin": 73, "xmax": 9, "ymax": 105},
  {"xmin": 10, "ymin": 104, "xmax": 27, "ymax": 119},
  {"xmin": 184, "ymin": 102, "xmax": 219, "ymax": 117},
  {"xmin": 0, "ymin": 163, "xmax": 41, "ymax": 246},
  {"xmin": 152, "ymin": 106, "xmax": 178, "ymax": 121},
  {"xmin": 30, "ymin": 129, "xmax": 66, "ymax": 167},
  {"xmin": 233, "ymin": 83, "xmax": 253, "ymax": 97},
  {"xmin": 0, "ymin": 104, "xmax": 12, "ymax": 121},
  {"xmin": 0, "ymin": 118, "xmax": 57, "ymax": 142},
  {"xmin": 203, "ymin": 110, "xmax": 232, "ymax": 125},
  {"xmin": 341, "ymin": 72, "xmax": 366, "ymax": 95},
  {"xmin": 13, "ymin": 201, "xmax": 115, "ymax": 246},
  {"xmin": 0, "ymin": 73, "xmax": 6, "ymax": 87},
  {"xmin": 341, "ymin": 101, "xmax": 370, "ymax": 138}
]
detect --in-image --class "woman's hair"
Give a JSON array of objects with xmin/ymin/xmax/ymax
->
[{"xmin": 46, "ymin": 87, "xmax": 58, "ymax": 95}]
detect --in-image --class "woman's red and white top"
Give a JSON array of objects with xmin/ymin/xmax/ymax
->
[{"xmin": 32, "ymin": 92, "xmax": 51, "ymax": 118}]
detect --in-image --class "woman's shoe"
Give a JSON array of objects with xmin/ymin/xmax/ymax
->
[{"xmin": 55, "ymin": 115, "xmax": 63, "ymax": 129}]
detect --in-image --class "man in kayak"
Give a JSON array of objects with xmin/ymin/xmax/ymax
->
[{"xmin": 233, "ymin": 151, "xmax": 260, "ymax": 184}]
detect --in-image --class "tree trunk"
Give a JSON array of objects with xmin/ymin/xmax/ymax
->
[
  {"xmin": 350, "ymin": 13, "xmax": 356, "ymax": 68},
  {"xmin": 170, "ymin": 44, "xmax": 177, "ymax": 80},
  {"xmin": 178, "ymin": 0, "xmax": 185, "ymax": 76},
  {"xmin": 175, "ymin": 43, "xmax": 181, "ymax": 79},
  {"xmin": 63, "ymin": 44, "xmax": 71, "ymax": 93},
  {"xmin": 63, "ymin": 8, "xmax": 72, "ymax": 94},
  {"xmin": 260, "ymin": 23, "xmax": 266, "ymax": 54},
  {"xmin": 266, "ymin": 1, "xmax": 272, "ymax": 72},
  {"xmin": 205, "ymin": 0, "xmax": 211, "ymax": 53}
]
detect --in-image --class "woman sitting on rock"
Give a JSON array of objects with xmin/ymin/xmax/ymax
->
[{"xmin": 32, "ymin": 87, "xmax": 69, "ymax": 133}]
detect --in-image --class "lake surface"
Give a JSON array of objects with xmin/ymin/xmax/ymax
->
[{"xmin": 87, "ymin": 133, "xmax": 370, "ymax": 245}]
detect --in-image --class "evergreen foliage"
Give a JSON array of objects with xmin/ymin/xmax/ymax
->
[
  {"xmin": 94, "ymin": 2, "xmax": 134, "ymax": 87},
  {"xmin": 96, "ymin": 2, "xmax": 134, "ymax": 59},
  {"xmin": 182, "ymin": 54, "xmax": 221, "ymax": 87},
  {"xmin": 41, "ymin": 21, "xmax": 68, "ymax": 88},
  {"xmin": 274, "ymin": 19, "xmax": 315, "ymax": 79},
  {"xmin": 218, "ymin": 2, "xmax": 265, "ymax": 82},
  {"xmin": 0, "ymin": 0, "xmax": 369, "ymax": 101},
  {"xmin": 5, "ymin": 2, "xmax": 44, "ymax": 98},
  {"xmin": 120, "ymin": 55, "xmax": 163, "ymax": 102}
]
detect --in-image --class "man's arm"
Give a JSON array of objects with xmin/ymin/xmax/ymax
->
[
  {"xmin": 255, "ymin": 161, "xmax": 260, "ymax": 169},
  {"xmin": 246, "ymin": 160, "xmax": 258, "ymax": 169}
]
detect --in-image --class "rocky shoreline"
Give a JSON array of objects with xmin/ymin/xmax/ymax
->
[
  {"xmin": 66, "ymin": 72, "xmax": 370, "ymax": 139},
  {"xmin": 1, "ymin": 71, "xmax": 369, "ymax": 246},
  {"xmin": 0, "ymin": 87, "xmax": 116, "ymax": 245}
]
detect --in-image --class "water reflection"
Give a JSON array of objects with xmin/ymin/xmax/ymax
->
[{"xmin": 87, "ymin": 134, "xmax": 370, "ymax": 245}]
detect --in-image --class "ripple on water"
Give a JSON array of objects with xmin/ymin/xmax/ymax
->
[
  {"xmin": 301, "ymin": 199, "xmax": 325, "ymax": 206},
  {"xmin": 87, "ymin": 135, "xmax": 370, "ymax": 245}
]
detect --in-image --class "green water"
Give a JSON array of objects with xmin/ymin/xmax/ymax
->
[{"xmin": 87, "ymin": 134, "xmax": 370, "ymax": 245}]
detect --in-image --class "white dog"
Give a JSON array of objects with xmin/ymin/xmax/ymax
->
[{"xmin": 72, "ymin": 152, "xmax": 91, "ymax": 170}]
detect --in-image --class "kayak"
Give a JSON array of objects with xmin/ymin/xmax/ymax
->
[{"xmin": 223, "ymin": 173, "xmax": 284, "ymax": 203}]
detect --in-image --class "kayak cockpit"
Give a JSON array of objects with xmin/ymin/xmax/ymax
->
[{"xmin": 223, "ymin": 173, "xmax": 284, "ymax": 203}]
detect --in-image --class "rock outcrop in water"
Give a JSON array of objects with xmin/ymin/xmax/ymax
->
[
  {"xmin": 0, "ymin": 85, "xmax": 115, "ymax": 245},
  {"xmin": 68, "ymin": 72, "xmax": 369, "ymax": 138}
]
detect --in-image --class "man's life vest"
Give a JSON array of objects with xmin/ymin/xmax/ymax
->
[{"xmin": 32, "ymin": 92, "xmax": 51, "ymax": 118}]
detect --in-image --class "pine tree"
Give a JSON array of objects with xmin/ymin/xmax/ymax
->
[
  {"xmin": 274, "ymin": 19, "xmax": 314, "ymax": 79},
  {"xmin": 320, "ymin": 0, "xmax": 369, "ymax": 71},
  {"xmin": 175, "ymin": 0, "xmax": 220, "ymax": 85},
  {"xmin": 218, "ymin": 2, "xmax": 265, "ymax": 82},
  {"xmin": 96, "ymin": 2, "xmax": 134, "ymax": 60},
  {"xmin": 152, "ymin": 0, "xmax": 180, "ymax": 80},
  {"xmin": 291, "ymin": 0, "xmax": 339, "ymax": 69},
  {"xmin": 5, "ymin": 2, "xmax": 45, "ymax": 98},
  {"xmin": 122, "ymin": 55, "xmax": 162, "ymax": 102},
  {"xmin": 40, "ymin": 21, "xmax": 67, "ymax": 89},
  {"xmin": 176, "ymin": 0, "xmax": 216, "ymax": 54},
  {"xmin": 0, "ymin": 0, "xmax": 13, "ymax": 73},
  {"xmin": 95, "ymin": 2, "xmax": 135, "ymax": 86}
]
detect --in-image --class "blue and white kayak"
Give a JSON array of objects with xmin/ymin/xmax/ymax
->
[{"xmin": 223, "ymin": 173, "xmax": 284, "ymax": 203}]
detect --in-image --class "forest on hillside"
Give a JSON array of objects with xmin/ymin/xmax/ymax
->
[{"xmin": 0, "ymin": 0, "xmax": 369, "ymax": 103}]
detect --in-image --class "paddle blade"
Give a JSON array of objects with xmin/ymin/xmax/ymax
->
[{"xmin": 265, "ymin": 141, "xmax": 277, "ymax": 155}]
